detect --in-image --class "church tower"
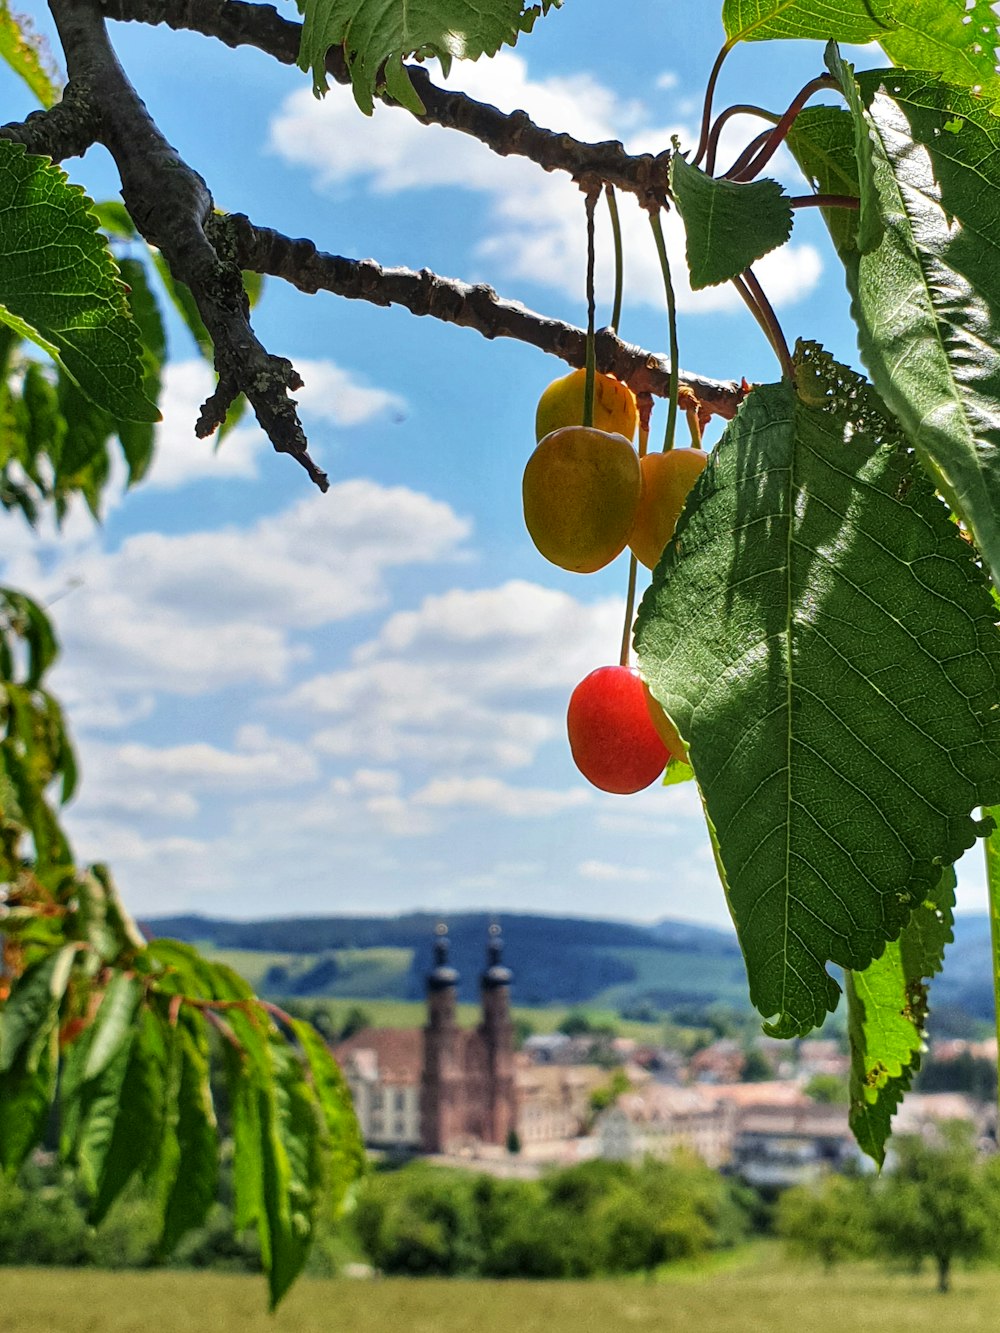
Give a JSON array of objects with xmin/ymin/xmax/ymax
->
[
  {"xmin": 478, "ymin": 922, "xmax": 517, "ymax": 1146},
  {"xmin": 420, "ymin": 923, "xmax": 461, "ymax": 1152}
]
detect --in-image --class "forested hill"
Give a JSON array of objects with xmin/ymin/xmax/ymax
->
[
  {"xmin": 141, "ymin": 910, "xmax": 750, "ymax": 1009},
  {"xmin": 141, "ymin": 910, "xmax": 994, "ymax": 1020}
]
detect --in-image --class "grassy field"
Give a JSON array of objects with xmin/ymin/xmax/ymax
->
[{"xmin": 5, "ymin": 1253, "xmax": 1000, "ymax": 1333}]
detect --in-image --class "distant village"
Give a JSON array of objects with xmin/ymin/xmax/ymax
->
[{"xmin": 333, "ymin": 924, "xmax": 998, "ymax": 1188}]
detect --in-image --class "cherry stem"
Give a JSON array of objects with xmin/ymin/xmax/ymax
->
[
  {"xmin": 621, "ymin": 411, "xmax": 650, "ymax": 668},
  {"xmin": 733, "ymin": 267, "xmax": 793, "ymax": 381},
  {"xmin": 605, "ymin": 184, "xmax": 624, "ymax": 335},
  {"xmin": 725, "ymin": 75, "xmax": 836, "ymax": 183},
  {"xmin": 583, "ymin": 185, "xmax": 599, "ymax": 429},
  {"xmin": 705, "ymin": 103, "xmax": 779, "ymax": 177},
  {"xmin": 789, "ymin": 193, "xmax": 860, "ymax": 210},
  {"xmin": 687, "ymin": 407, "xmax": 703, "ymax": 447},
  {"xmin": 620, "ymin": 553, "xmax": 638, "ymax": 668},
  {"xmin": 691, "ymin": 41, "xmax": 736, "ymax": 170},
  {"xmin": 648, "ymin": 209, "xmax": 679, "ymax": 452}
]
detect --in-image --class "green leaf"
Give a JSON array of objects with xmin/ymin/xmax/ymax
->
[
  {"xmin": 0, "ymin": 943, "xmax": 76, "ymax": 1072},
  {"xmin": 0, "ymin": 142, "xmax": 158, "ymax": 423},
  {"xmin": 722, "ymin": 0, "xmax": 895, "ymax": 45},
  {"xmin": 83, "ymin": 973, "xmax": 142, "ymax": 1081},
  {"xmin": 879, "ymin": 0, "xmax": 1000, "ymax": 105},
  {"xmin": 984, "ymin": 804, "xmax": 1000, "ymax": 1111},
  {"xmin": 662, "ymin": 758, "xmax": 694, "ymax": 788},
  {"xmin": 290, "ymin": 1018, "xmax": 365, "ymax": 1212},
  {"xmin": 297, "ymin": 0, "xmax": 563, "ymax": 112},
  {"xmin": 116, "ymin": 258, "xmax": 165, "ymax": 485},
  {"xmin": 0, "ymin": 1024, "xmax": 56, "ymax": 1172},
  {"xmin": 151, "ymin": 251, "xmax": 212, "ymax": 362},
  {"xmin": 0, "ymin": 3, "xmax": 60, "ymax": 109},
  {"xmin": 786, "ymin": 106, "xmax": 864, "ymax": 254},
  {"xmin": 261, "ymin": 1040, "xmax": 323, "ymax": 1309},
  {"xmin": 84, "ymin": 1005, "xmax": 170, "ymax": 1224},
  {"xmin": 634, "ymin": 346, "xmax": 1000, "ymax": 1037},
  {"xmin": 817, "ymin": 70, "xmax": 1000, "ymax": 590},
  {"xmin": 846, "ymin": 867, "xmax": 955, "ymax": 1165},
  {"xmin": 822, "ymin": 43, "xmax": 882, "ymax": 254},
  {"xmin": 158, "ymin": 1014, "xmax": 218, "ymax": 1256},
  {"xmin": 669, "ymin": 155, "xmax": 793, "ymax": 289}
]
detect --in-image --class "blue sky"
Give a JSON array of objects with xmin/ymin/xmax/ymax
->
[{"xmin": 4, "ymin": 0, "xmax": 990, "ymax": 929}]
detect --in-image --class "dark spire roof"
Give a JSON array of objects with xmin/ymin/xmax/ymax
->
[
  {"xmin": 427, "ymin": 922, "xmax": 459, "ymax": 991},
  {"xmin": 481, "ymin": 921, "xmax": 512, "ymax": 989}
]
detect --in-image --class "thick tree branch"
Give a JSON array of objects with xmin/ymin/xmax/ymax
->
[
  {"xmin": 46, "ymin": 0, "xmax": 328, "ymax": 490},
  {"xmin": 225, "ymin": 215, "xmax": 743, "ymax": 419},
  {"xmin": 97, "ymin": 0, "xmax": 673, "ymax": 208}
]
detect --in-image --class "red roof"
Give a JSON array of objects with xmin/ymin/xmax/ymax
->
[{"xmin": 334, "ymin": 1027, "xmax": 423, "ymax": 1086}]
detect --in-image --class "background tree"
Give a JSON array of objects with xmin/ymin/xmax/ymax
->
[
  {"xmin": 873, "ymin": 1123, "xmax": 999, "ymax": 1293},
  {"xmin": 777, "ymin": 1173, "xmax": 874, "ymax": 1272}
]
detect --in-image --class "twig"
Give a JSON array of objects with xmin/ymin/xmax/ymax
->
[
  {"xmin": 47, "ymin": 0, "xmax": 328, "ymax": 490},
  {"xmin": 97, "ymin": 0, "xmax": 674, "ymax": 209},
  {"xmin": 223, "ymin": 214, "xmax": 744, "ymax": 419}
]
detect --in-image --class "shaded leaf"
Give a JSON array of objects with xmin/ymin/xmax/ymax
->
[
  {"xmin": 634, "ymin": 346, "xmax": 1000, "ymax": 1037},
  {"xmin": 847, "ymin": 867, "xmax": 955, "ymax": 1165},
  {"xmin": 0, "ymin": 142, "xmax": 157, "ymax": 422},
  {"xmin": 670, "ymin": 155, "xmax": 792, "ymax": 288}
]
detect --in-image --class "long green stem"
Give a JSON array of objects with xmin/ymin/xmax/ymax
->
[
  {"xmin": 648, "ymin": 210, "xmax": 679, "ymax": 452},
  {"xmin": 605, "ymin": 184, "xmax": 624, "ymax": 335},
  {"xmin": 583, "ymin": 187, "xmax": 598, "ymax": 428},
  {"xmin": 984, "ymin": 808, "xmax": 1000, "ymax": 1105}
]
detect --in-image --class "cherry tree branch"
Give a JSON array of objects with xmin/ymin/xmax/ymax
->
[
  {"xmin": 224, "ymin": 214, "xmax": 743, "ymax": 418},
  {"xmin": 96, "ymin": 0, "xmax": 674, "ymax": 208},
  {"xmin": 45, "ymin": 0, "xmax": 328, "ymax": 490}
]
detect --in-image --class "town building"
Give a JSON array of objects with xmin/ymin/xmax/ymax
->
[{"xmin": 335, "ymin": 923, "xmax": 518, "ymax": 1155}]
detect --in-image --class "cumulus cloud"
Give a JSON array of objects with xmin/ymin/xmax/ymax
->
[
  {"xmin": 578, "ymin": 859, "xmax": 655, "ymax": 883},
  {"xmin": 0, "ymin": 480, "xmax": 471, "ymax": 755},
  {"xmin": 145, "ymin": 358, "xmax": 407, "ymax": 490},
  {"xmin": 292, "ymin": 580, "xmax": 622, "ymax": 770},
  {"xmin": 413, "ymin": 775, "xmax": 591, "ymax": 818},
  {"xmin": 268, "ymin": 52, "xmax": 823, "ymax": 315}
]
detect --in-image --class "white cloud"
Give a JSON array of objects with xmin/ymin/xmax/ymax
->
[
  {"xmin": 269, "ymin": 53, "xmax": 823, "ymax": 316},
  {"xmin": 5, "ymin": 480, "xmax": 470, "ymax": 709},
  {"xmin": 145, "ymin": 358, "xmax": 407, "ymax": 490},
  {"xmin": 578, "ymin": 859, "xmax": 655, "ymax": 883},
  {"xmin": 293, "ymin": 580, "xmax": 622, "ymax": 770},
  {"xmin": 414, "ymin": 775, "xmax": 591, "ymax": 818}
]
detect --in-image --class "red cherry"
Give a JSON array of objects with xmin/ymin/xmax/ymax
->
[{"xmin": 567, "ymin": 666, "xmax": 670, "ymax": 794}]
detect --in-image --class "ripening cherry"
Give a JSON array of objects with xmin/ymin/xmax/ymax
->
[
  {"xmin": 628, "ymin": 448, "xmax": 709, "ymax": 570},
  {"xmin": 567, "ymin": 665, "xmax": 670, "ymax": 794},
  {"xmin": 535, "ymin": 368, "xmax": 638, "ymax": 443},
  {"xmin": 522, "ymin": 425, "xmax": 641, "ymax": 573}
]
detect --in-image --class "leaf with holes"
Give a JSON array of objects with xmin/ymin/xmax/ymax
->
[
  {"xmin": 879, "ymin": 0, "xmax": 1000, "ymax": 105},
  {"xmin": 847, "ymin": 866, "xmax": 955, "ymax": 1165},
  {"xmin": 635, "ymin": 346, "xmax": 1000, "ymax": 1037}
]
